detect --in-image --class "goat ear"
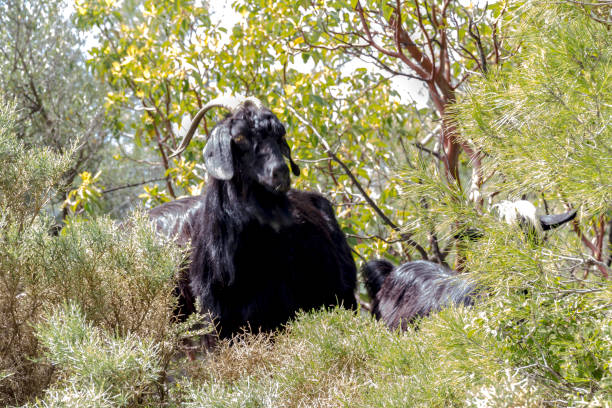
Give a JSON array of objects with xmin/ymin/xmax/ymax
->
[
  {"xmin": 539, "ymin": 209, "xmax": 577, "ymax": 231},
  {"xmin": 203, "ymin": 125, "xmax": 234, "ymax": 180},
  {"xmin": 280, "ymin": 138, "xmax": 300, "ymax": 176}
]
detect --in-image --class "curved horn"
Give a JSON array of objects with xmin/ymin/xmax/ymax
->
[
  {"xmin": 169, "ymin": 95, "xmax": 263, "ymax": 158},
  {"xmin": 539, "ymin": 209, "xmax": 577, "ymax": 231}
]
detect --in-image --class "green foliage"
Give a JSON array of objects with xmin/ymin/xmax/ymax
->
[
  {"xmin": 72, "ymin": 0, "xmax": 527, "ymax": 263},
  {"xmin": 395, "ymin": 148, "xmax": 483, "ymax": 266},
  {"xmin": 63, "ymin": 171, "xmax": 105, "ymax": 216},
  {"xmin": 169, "ymin": 306, "xmax": 561, "ymax": 407},
  {"xmin": 29, "ymin": 303, "xmax": 163, "ymax": 407},
  {"xmin": 75, "ymin": 0, "xmax": 466, "ymax": 261},
  {"xmin": 0, "ymin": 103, "xmax": 184, "ymax": 405},
  {"xmin": 449, "ymin": 1, "xmax": 611, "ymax": 403},
  {"xmin": 0, "ymin": 102, "xmax": 74, "ymax": 226},
  {"xmin": 75, "ymin": 0, "xmax": 217, "ymax": 201},
  {"xmin": 0, "ymin": 0, "xmax": 113, "ymax": 208},
  {"xmin": 454, "ymin": 2, "xmax": 612, "ymax": 216},
  {"xmin": 461, "ymin": 226, "xmax": 612, "ymax": 403},
  {"xmin": 385, "ymin": 1, "xmax": 612, "ymax": 403}
]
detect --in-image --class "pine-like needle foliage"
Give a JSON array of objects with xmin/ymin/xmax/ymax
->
[
  {"xmin": 455, "ymin": 1, "xmax": 611, "ymax": 215},
  {"xmin": 390, "ymin": 1, "xmax": 611, "ymax": 405},
  {"xmin": 28, "ymin": 303, "xmax": 164, "ymax": 407},
  {"xmin": 450, "ymin": 1, "xmax": 611, "ymax": 404}
]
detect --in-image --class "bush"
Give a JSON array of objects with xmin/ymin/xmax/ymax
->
[
  {"xmin": 450, "ymin": 1, "xmax": 612, "ymax": 404},
  {"xmin": 27, "ymin": 303, "xmax": 163, "ymax": 407},
  {"xmin": 169, "ymin": 306, "xmax": 555, "ymax": 407},
  {"xmin": 0, "ymin": 102, "xmax": 184, "ymax": 405}
]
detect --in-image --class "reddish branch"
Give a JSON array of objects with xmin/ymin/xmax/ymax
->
[
  {"xmin": 572, "ymin": 217, "xmax": 609, "ymax": 278},
  {"xmin": 354, "ymin": 0, "xmax": 468, "ymax": 185}
]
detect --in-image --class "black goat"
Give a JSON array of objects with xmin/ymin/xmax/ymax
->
[
  {"xmin": 363, "ymin": 259, "xmax": 475, "ymax": 330},
  {"xmin": 363, "ymin": 202, "xmax": 576, "ymax": 330},
  {"xmin": 149, "ymin": 96, "xmax": 357, "ymax": 338}
]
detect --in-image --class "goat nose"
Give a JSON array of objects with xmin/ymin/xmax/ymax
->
[{"xmin": 271, "ymin": 162, "xmax": 289, "ymax": 182}]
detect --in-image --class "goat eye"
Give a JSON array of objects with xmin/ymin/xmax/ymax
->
[{"xmin": 233, "ymin": 134, "xmax": 249, "ymax": 146}]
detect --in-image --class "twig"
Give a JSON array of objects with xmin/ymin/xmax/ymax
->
[
  {"xmin": 571, "ymin": 218, "xmax": 609, "ymax": 278},
  {"xmin": 575, "ymin": 302, "xmax": 612, "ymax": 314},
  {"xmin": 358, "ymin": 298, "xmax": 372, "ymax": 312},
  {"xmin": 347, "ymin": 233, "xmax": 406, "ymax": 244},
  {"xmin": 606, "ymin": 220, "xmax": 612, "ymax": 267},
  {"xmin": 413, "ymin": 142, "xmax": 441, "ymax": 160},
  {"xmin": 351, "ymin": 247, "xmax": 367, "ymax": 263},
  {"xmin": 540, "ymin": 288, "xmax": 603, "ymax": 295},
  {"xmin": 467, "ymin": 16, "xmax": 488, "ymax": 74},
  {"xmin": 285, "ymin": 102, "xmax": 429, "ymax": 259},
  {"xmin": 102, "ymin": 178, "xmax": 166, "ymax": 194}
]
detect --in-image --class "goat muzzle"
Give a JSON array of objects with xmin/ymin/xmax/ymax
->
[{"xmin": 269, "ymin": 163, "xmax": 291, "ymax": 194}]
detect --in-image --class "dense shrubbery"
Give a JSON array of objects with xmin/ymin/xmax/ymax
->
[
  {"xmin": 0, "ymin": 103, "xmax": 186, "ymax": 405},
  {"xmin": 456, "ymin": 5, "xmax": 612, "ymax": 401},
  {"xmin": 397, "ymin": 2, "xmax": 612, "ymax": 405},
  {"xmin": 29, "ymin": 303, "xmax": 165, "ymax": 407}
]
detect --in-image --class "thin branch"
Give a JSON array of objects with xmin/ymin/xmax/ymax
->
[
  {"xmin": 588, "ymin": 10, "xmax": 612, "ymax": 25},
  {"xmin": 285, "ymin": 101, "xmax": 429, "ymax": 259},
  {"xmin": 413, "ymin": 142, "xmax": 442, "ymax": 160},
  {"xmin": 358, "ymin": 298, "xmax": 372, "ymax": 311},
  {"xmin": 148, "ymin": 114, "xmax": 177, "ymax": 199},
  {"xmin": 607, "ymin": 218, "xmax": 612, "ymax": 267},
  {"xmin": 429, "ymin": 231, "xmax": 448, "ymax": 267},
  {"xmin": 413, "ymin": 0, "xmax": 436, "ymax": 80},
  {"xmin": 102, "ymin": 178, "xmax": 167, "ymax": 194},
  {"xmin": 571, "ymin": 218, "xmax": 610, "ymax": 278},
  {"xmin": 596, "ymin": 214, "xmax": 606, "ymax": 254},
  {"xmin": 347, "ymin": 233, "xmax": 408, "ymax": 245},
  {"xmin": 467, "ymin": 14, "xmax": 488, "ymax": 74},
  {"xmin": 419, "ymin": 124, "xmax": 441, "ymax": 146},
  {"xmin": 355, "ymin": 0, "xmax": 430, "ymax": 79}
]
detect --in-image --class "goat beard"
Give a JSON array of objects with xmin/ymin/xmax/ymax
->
[
  {"xmin": 255, "ymin": 175, "xmax": 291, "ymax": 195},
  {"xmin": 249, "ymin": 198, "xmax": 294, "ymax": 231},
  {"xmin": 238, "ymin": 183, "xmax": 295, "ymax": 231}
]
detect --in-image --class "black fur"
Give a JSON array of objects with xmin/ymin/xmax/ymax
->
[
  {"xmin": 362, "ymin": 259, "xmax": 394, "ymax": 301},
  {"xmin": 362, "ymin": 201, "xmax": 576, "ymax": 331},
  {"xmin": 362, "ymin": 260, "xmax": 475, "ymax": 330},
  {"xmin": 150, "ymin": 103, "xmax": 357, "ymax": 338}
]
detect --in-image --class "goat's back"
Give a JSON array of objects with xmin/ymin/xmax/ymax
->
[
  {"xmin": 149, "ymin": 195, "xmax": 206, "ymax": 246},
  {"xmin": 373, "ymin": 260, "xmax": 474, "ymax": 330},
  {"xmin": 149, "ymin": 195, "xmax": 206, "ymax": 318}
]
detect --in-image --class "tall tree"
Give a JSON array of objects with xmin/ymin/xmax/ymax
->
[
  {"xmin": 0, "ymin": 0, "xmax": 113, "ymax": 214},
  {"xmin": 258, "ymin": 0, "xmax": 519, "ymax": 190},
  {"xmin": 76, "ymin": 0, "xmax": 521, "ymax": 262}
]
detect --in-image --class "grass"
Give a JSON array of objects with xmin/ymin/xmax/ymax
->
[{"xmin": 167, "ymin": 306, "xmax": 528, "ymax": 408}]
